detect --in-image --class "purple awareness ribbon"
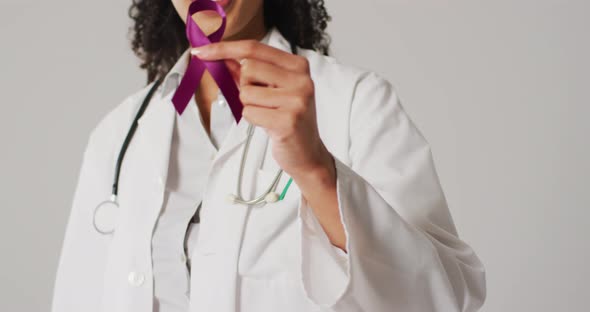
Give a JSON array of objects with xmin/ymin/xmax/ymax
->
[{"xmin": 171, "ymin": 0, "xmax": 243, "ymax": 122}]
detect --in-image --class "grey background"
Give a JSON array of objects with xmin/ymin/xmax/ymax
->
[{"xmin": 1, "ymin": 0, "xmax": 588, "ymax": 311}]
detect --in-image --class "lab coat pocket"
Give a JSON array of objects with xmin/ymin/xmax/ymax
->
[
  {"xmin": 237, "ymin": 168, "xmax": 300, "ymax": 279},
  {"xmin": 239, "ymin": 273, "xmax": 322, "ymax": 312}
]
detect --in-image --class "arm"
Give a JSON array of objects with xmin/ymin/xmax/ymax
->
[{"xmin": 296, "ymin": 71, "xmax": 486, "ymax": 311}]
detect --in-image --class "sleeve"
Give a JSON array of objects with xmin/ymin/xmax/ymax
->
[
  {"xmin": 296, "ymin": 71, "xmax": 486, "ymax": 311},
  {"xmin": 51, "ymin": 126, "xmax": 114, "ymax": 312}
]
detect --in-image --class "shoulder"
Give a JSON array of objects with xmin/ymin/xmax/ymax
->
[
  {"xmin": 296, "ymin": 47, "xmax": 405, "ymax": 160},
  {"xmin": 296, "ymin": 47, "xmax": 397, "ymax": 125},
  {"xmin": 297, "ymin": 47, "xmax": 394, "ymax": 99}
]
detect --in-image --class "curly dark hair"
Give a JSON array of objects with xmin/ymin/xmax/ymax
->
[{"xmin": 127, "ymin": 0, "xmax": 332, "ymax": 84}]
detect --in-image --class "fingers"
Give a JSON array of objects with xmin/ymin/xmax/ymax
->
[
  {"xmin": 242, "ymin": 104, "xmax": 283, "ymax": 131},
  {"xmin": 239, "ymin": 85, "xmax": 303, "ymax": 110},
  {"xmin": 200, "ymin": 40, "xmax": 315, "ymax": 118},
  {"xmin": 239, "ymin": 59, "xmax": 301, "ymax": 89},
  {"xmin": 225, "ymin": 57, "xmax": 306, "ymax": 91},
  {"xmin": 192, "ymin": 40, "xmax": 310, "ymax": 74}
]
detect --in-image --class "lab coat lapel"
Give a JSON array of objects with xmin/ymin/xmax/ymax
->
[
  {"xmin": 119, "ymin": 28, "xmax": 294, "ymax": 312},
  {"xmin": 99, "ymin": 87, "xmax": 175, "ymax": 312},
  {"xmin": 211, "ymin": 113, "xmax": 249, "ymax": 163},
  {"xmin": 213, "ymin": 27, "xmax": 293, "ymax": 259},
  {"xmin": 136, "ymin": 88, "xmax": 175, "ymax": 185},
  {"xmin": 191, "ymin": 27, "xmax": 295, "ymax": 312}
]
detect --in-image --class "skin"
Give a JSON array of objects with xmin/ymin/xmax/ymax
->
[{"xmin": 171, "ymin": 0, "xmax": 346, "ymax": 252}]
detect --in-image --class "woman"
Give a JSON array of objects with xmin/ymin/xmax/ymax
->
[{"xmin": 52, "ymin": 0, "xmax": 486, "ymax": 311}]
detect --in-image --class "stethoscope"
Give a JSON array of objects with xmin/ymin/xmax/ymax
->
[{"xmin": 93, "ymin": 78, "xmax": 293, "ymax": 235}]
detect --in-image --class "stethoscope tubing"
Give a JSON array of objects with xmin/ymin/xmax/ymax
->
[
  {"xmin": 227, "ymin": 123, "xmax": 284, "ymax": 205},
  {"xmin": 112, "ymin": 78, "xmax": 164, "ymax": 198},
  {"xmin": 93, "ymin": 78, "xmax": 292, "ymax": 235},
  {"xmin": 92, "ymin": 79, "xmax": 163, "ymax": 235}
]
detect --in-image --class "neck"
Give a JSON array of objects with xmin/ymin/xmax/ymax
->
[{"xmin": 224, "ymin": 9, "xmax": 267, "ymax": 42}]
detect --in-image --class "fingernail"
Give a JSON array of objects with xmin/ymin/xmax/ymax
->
[{"xmin": 191, "ymin": 48, "xmax": 206, "ymax": 57}]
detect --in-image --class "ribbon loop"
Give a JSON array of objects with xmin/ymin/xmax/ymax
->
[{"xmin": 171, "ymin": 0, "xmax": 243, "ymax": 122}]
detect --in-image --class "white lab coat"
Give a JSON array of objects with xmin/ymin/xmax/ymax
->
[{"xmin": 52, "ymin": 27, "xmax": 486, "ymax": 312}]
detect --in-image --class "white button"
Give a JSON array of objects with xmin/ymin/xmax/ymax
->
[
  {"xmin": 210, "ymin": 154, "xmax": 215, "ymax": 161},
  {"xmin": 128, "ymin": 271, "xmax": 145, "ymax": 286},
  {"xmin": 181, "ymin": 253, "xmax": 187, "ymax": 263},
  {"xmin": 216, "ymin": 90, "xmax": 226, "ymax": 107}
]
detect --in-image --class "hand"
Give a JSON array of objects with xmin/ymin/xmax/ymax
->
[
  {"xmin": 193, "ymin": 40, "xmax": 345, "ymax": 251},
  {"xmin": 191, "ymin": 40, "xmax": 335, "ymax": 181}
]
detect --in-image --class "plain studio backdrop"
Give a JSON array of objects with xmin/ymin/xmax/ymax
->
[{"xmin": 1, "ymin": 0, "xmax": 588, "ymax": 311}]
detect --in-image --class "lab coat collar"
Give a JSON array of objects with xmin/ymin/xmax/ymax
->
[{"xmin": 136, "ymin": 26, "xmax": 293, "ymax": 187}]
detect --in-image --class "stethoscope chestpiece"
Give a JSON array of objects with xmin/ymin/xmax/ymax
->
[
  {"xmin": 226, "ymin": 191, "xmax": 281, "ymax": 206},
  {"xmin": 93, "ymin": 195, "xmax": 120, "ymax": 235},
  {"xmin": 264, "ymin": 192, "xmax": 279, "ymax": 203}
]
